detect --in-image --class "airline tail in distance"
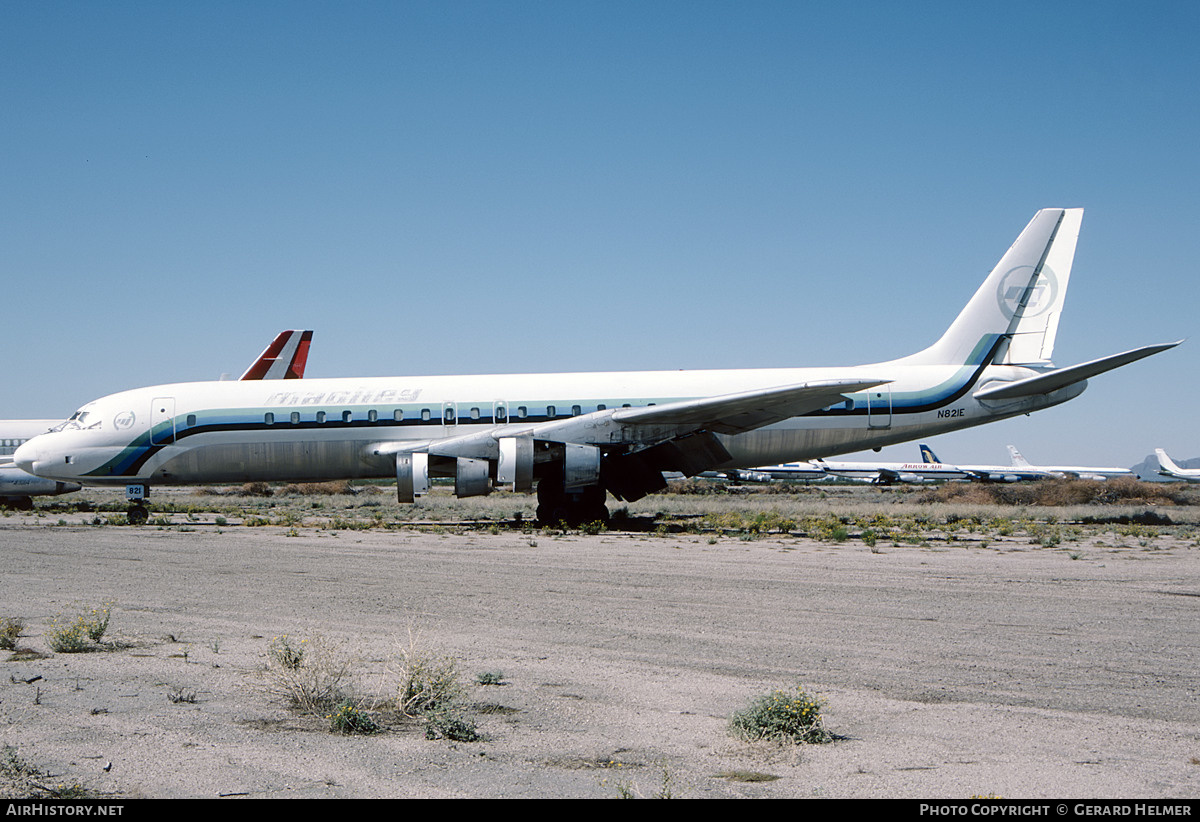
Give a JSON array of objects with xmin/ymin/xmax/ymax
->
[
  {"xmin": 1154, "ymin": 448, "xmax": 1200, "ymax": 481},
  {"xmin": 1007, "ymin": 445, "xmax": 1032, "ymax": 468},
  {"xmin": 240, "ymin": 330, "xmax": 313, "ymax": 380}
]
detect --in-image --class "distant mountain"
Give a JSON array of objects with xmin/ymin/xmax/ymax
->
[{"xmin": 1132, "ymin": 452, "xmax": 1200, "ymax": 481}]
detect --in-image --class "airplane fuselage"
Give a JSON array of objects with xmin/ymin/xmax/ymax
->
[{"xmin": 17, "ymin": 359, "xmax": 1081, "ymax": 487}]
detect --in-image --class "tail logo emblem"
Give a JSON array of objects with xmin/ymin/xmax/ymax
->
[{"xmin": 997, "ymin": 265, "xmax": 1059, "ymax": 320}]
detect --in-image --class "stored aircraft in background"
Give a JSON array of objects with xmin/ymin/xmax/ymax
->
[
  {"xmin": 1, "ymin": 420, "xmax": 82, "ymax": 507},
  {"xmin": 810, "ymin": 452, "xmax": 966, "ymax": 484},
  {"xmin": 1001, "ymin": 444, "xmax": 1132, "ymax": 481},
  {"xmin": 917, "ymin": 443, "xmax": 1133, "ymax": 481},
  {"xmin": 696, "ymin": 461, "xmax": 828, "ymax": 482},
  {"xmin": 0, "ymin": 331, "xmax": 312, "ymax": 510},
  {"xmin": 237, "ymin": 329, "xmax": 312, "ymax": 380},
  {"xmin": 14, "ymin": 209, "xmax": 1179, "ymax": 524},
  {"xmin": 1154, "ymin": 449, "xmax": 1200, "ymax": 482}
]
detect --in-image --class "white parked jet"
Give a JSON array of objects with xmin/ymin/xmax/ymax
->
[
  {"xmin": 14, "ymin": 209, "xmax": 1179, "ymax": 524},
  {"xmin": 1003, "ymin": 445, "xmax": 1132, "ymax": 481},
  {"xmin": 917, "ymin": 444, "xmax": 1132, "ymax": 482},
  {"xmin": 1154, "ymin": 449, "xmax": 1200, "ymax": 481},
  {"xmin": 0, "ymin": 331, "xmax": 313, "ymax": 510},
  {"xmin": 813, "ymin": 453, "xmax": 967, "ymax": 484},
  {"xmin": 699, "ymin": 462, "xmax": 828, "ymax": 482},
  {"xmin": 0, "ymin": 420, "xmax": 81, "ymax": 507}
]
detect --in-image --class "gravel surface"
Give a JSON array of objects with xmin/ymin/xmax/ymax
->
[{"xmin": 1, "ymin": 517, "xmax": 1198, "ymax": 798}]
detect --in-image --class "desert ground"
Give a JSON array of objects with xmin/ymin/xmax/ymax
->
[{"xmin": 1, "ymin": 483, "xmax": 1199, "ymax": 799}]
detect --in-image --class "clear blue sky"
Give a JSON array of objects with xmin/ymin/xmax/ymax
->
[{"xmin": 3, "ymin": 1, "xmax": 1197, "ymax": 468}]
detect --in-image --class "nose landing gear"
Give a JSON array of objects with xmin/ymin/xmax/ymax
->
[{"xmin": 125, "ymin": 484, "xmax": 149, "ymax": 526}]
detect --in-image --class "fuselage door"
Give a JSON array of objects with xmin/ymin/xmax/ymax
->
[
  {"xmin": 866, "ymin": 389, "xmax": 892, "ymax": 430},
  {"xmin": 150, "ymin": 397, "xmax": 176, "ymax": 445}
]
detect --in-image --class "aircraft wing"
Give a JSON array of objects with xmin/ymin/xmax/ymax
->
[
  {"xmin": 375, "ymin": 378, "xmax": 887, "ymax": 457},
  {"xmin": 609, "ymin": 378, "xmax": 889, "ymax": 435},
  {"xmin": 973, "ymin": 342, "xmax": 1179, "ymax": 401},
  {"xmin": 372, "ymin": 377, "xmax": 889, "ymax": 501}
]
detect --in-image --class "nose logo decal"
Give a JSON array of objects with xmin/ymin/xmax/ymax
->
[
  {"xmin": 114, "ymin": 411, "xmax": 136, "ymax": 430},
  {"xmin": 997, "ymin": 265, "xmax": 1059, "ymax": 320}
]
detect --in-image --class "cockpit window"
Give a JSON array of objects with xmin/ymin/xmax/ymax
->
[{"xmin": 51, "ymin": 409, "xmax": 102, "ymax": 432}]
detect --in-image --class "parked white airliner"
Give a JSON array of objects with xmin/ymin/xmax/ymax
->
[
  {"xmin": 1154, "ymin": 449, "xmax": 1200, "ymax": 482},
  {"xmin": 813, "ymin": 453, "xmax": 967, "ymax": 484},
  {"xmin": 1, "ymin": 420, "xmax": 81, "ymax": 507},
  {"xmin": 0, "ymin": 331, "xmax": 313, "ymax": 510},
  {"xmin": 917, "ymin": 444, "xmax": 1132, "ymax": 482},
  {"xmin": 15, "ymin": 209, "xmax": 1179, "ymax": 524},
  {"xmin": 1003, "ymin": 445, "xmax": 1132, "ymax": 481}
]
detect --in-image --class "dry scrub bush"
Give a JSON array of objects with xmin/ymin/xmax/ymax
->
[
  {"xmin": 263, "ymin": 634, "xmax": 352, "ymax": 713},
  {"xmin": 280, "ymin": 480, "xmax": 354, "ymax": 496},
  {"xmin": 0, "ymin": 618, "xmax": 23, "ymax": 651},
  {"xmin": 46, "ymin": 601, "xmax": 114, "ymax": 653},
  {"xmin": 393, "ymin": 630, "xmax": 466, "ymax": 717},
  {"xmin": 913, "ymin": 478, "xmax": 1192, "ymax": 508},
  {"xmin": 728, "ymin": 684, "xmax": 833, "ymax": 745}
]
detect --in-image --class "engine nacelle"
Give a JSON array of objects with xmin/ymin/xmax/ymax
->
[
  {"xmin": 0, "ymin": 465, "xmax": 80, "ymax": 499},
  {"xmin": 497, "ymin": 435, "xmax": 534, "ymax": 492},
  {"xmin": 455, "ymin": 457, "xmax": 491, "ymax": 498},
  {"xmin": 395, "ymin": 452, "xmax": 430, "ymax": 503},
  {"xmin": 563, "ymin": 443, "xmax": 601, "ymax": 491}
]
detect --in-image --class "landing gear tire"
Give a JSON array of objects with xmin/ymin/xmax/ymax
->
[
  {"xmin": 127, "ymin": 504, "xmax": 149, "ymax": 526},
  {"xmin": 536, "ymin": 477, "xmax": 608, "ymax": 526}
]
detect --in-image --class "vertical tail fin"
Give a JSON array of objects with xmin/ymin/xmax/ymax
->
[
  {"xmin": 901, "ymin": 208, "xmax": 1082, "ymax": 367},
  {"xmin": 919, "ymin": 444, "xmax": 941, "ymax": 463},
  {"xmin": 240, "ymin": 330, "xmax": 313, "ymax": 380},
  {"xmin": 1007, "ymin": 445, "xmax": 1031, "ymax": 468},
  {"xmin": 1156, "ymin": 448, "xmax": 1185, "ymax": 475}
]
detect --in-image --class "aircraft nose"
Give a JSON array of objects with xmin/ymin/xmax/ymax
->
[
  {"xmin": 13, "ymin": 440, "xmax": 38, "ymax": 474},
  {"xmin": 12, "ymin": 439, "xmax": 36, "ymax": 470}
]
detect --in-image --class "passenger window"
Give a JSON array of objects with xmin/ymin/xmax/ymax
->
[
  {"xmin": 342, "ymin": 410, "xmax": 353, "ymax": 423},
  {"xmin": 421, "ymin": 409, "xmax": 431, "ymax": 421},
  {"xmin": 186, "ymin": 415, "xmax": 196, "ymax": 427},
  {"xmin": 317, "ymin": 411, "xmax": 326, "ymax": 424},
  {"xmin": 394, "ymin": 409, "xmax": 404, "ymax": 421},
  {"xmin": 546, "ymin": 405, "xmax": 556, "ymax": 418},
  {"xmin": 470, "ymin": 407, "xmax": 480, "ymax": 420},
  {"xmin": 571, "ymin": 405, "xmax": 581, "ymax": 416},
  {"xmin": 290, "ymin": 412, "xmax": 300, "ymax": 425},
  {"xmin": 517, "ymin": 406, "xmax": 527, "ymax": 419},
  {"xmin": 264, "ymin": 413, "xmax": 275, "ymax": 425},
  {"xmin": 368, "ymin": 410, "xmax": 378, "ymax": 422}
]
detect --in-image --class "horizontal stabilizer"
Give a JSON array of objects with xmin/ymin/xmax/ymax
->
[
  {"xmin": 973, "ymin": 342, "xmax": 1179, "ymax": 401},
  {"xmin": 611, "ymin": 378, "xmax": 890, "ymax": 435}
]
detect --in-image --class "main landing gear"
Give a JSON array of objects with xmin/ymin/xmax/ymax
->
[
  {"xmin": 125, "ymin": 484, "xmax": 149, "ymax": 526},
  {"xmin": 535, "ymin": 470, "xmax": 609, "ymax": 526}
]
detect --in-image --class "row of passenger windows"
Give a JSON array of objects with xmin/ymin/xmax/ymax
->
[
  {"xmin": 244, "ymin": 403, "xmax": 633, "ymax": 427},
  {"xmin": 0, "ymin": 439, "xmax": 30, "ymax": 447}
]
